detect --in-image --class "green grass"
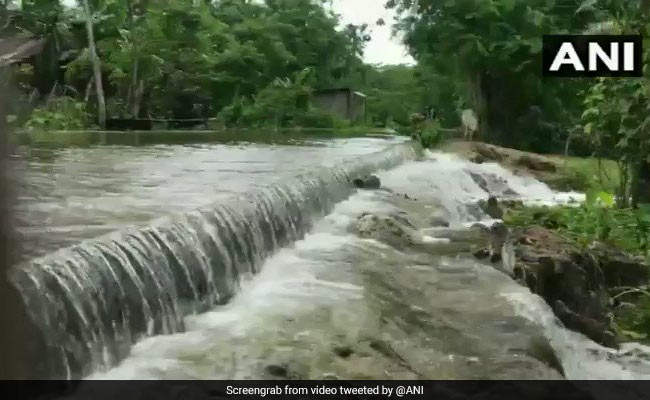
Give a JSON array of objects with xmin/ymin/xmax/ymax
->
[
  {"xmin": 547, "ymin": 155, "xmax": 620, "ymax": 193},
  {"xmin": 505, "ymin": 202, "xmax": 650, "ymax": 343},
  {"xmin": 504, "ymin": 204, "xmax": 650, "ymax": 258}
]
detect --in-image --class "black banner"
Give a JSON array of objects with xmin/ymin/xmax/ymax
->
[
  {"xmin": 542, "ymin": 35, "xmax": 643, "ymax": 77},
  {"xmin": 4, "ymin": 380, "xmax": 650, "ymax": 400}
]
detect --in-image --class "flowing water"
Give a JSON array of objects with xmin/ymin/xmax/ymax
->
[{"xmin": 8, "ymin": 134, "xmax": 650, "ymax": 382}]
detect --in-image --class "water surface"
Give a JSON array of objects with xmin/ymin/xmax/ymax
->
[{"xmin": 11, "ymin": 135, "xmax": 405, "ymax": 261}]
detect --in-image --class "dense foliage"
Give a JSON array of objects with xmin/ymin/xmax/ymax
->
[
  {"xmin": 5, "ymin": 0, "xmax": 421, "ymax": 129},
  {"xmin": 388, "ymin": 0, "xmax": 650, "ymax": 201},
  {"xmin": 387, "ymin": 0, "xmax": 595, "ymax": 152}
]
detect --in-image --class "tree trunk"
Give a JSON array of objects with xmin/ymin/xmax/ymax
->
[
  {"xmin": 564, "ymin": 134, "xmax": 572, "ymax": 156},
  {"xmin": 45, "ymin": 80, "xmax": 58, "ymax": 105},
  {"xmin": 642, "ymin": 0, "xmax": 650, "ymax": 13},
  {"xmin": 618, "ymin": 161, "xmax": 631, "ymax": 208},
  {"xmin": 132, "ymin": 79, "xmax": 144, "ymax": 118},
  {"xmin": 470, "ymin": 71, "xmax": 489, "ymax": 142},
  {"xmin": 82, "ymin": 0, "xmax": 106, "ymax": 129},
  {"xmin": 630, "ymin": 161, "xmax": 641, "ymax": 209},
  {"xmin": 129, "ymin": 58, "xmax": 139, "ymax": 115},
  {"xmin": 0, "ymin": 1, "xmax": 10, "ymax": 31},
  {"xmin": 84, "ymin": 76, "xmax": 94, "ymax": 102},
  {"xmin": 630, "ymin": 158, "xmax": 650, "ymax": 207},
  {"xmin": 125, "ymin": 0, "xmax": 137, "ymax": 116}
]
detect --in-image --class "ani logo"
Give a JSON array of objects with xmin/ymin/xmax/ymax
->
[{"xmin": 542, "ymin": 35, "xmax": 643, "ymax": 77}]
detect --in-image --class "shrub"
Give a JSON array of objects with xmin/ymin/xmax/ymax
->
[
  {"xmin": 504, "ymin": 194, "xmax": 650, "ymax": 259},
  {"xmin": 418, "ymin": 120, "xmax": 445, "ymax": 148},
  {"xmin": 292, "ymin": 109, "xmax": 336, "ymax": 129},
  {"xmin": 25, "ymin": 97, "xmax": 91, "ymax": 131}
]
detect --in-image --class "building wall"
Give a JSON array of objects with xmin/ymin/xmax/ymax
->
[
  {"xmin": 313, "ymin": 90, "xmax": 366, "ymax": 123},
  {"xmin": 313, "ymin": 91, "xmax": 350, "ymax": 120},
  {"xmin": 349, "ymin": 92, "xmax": 366, "ymax": 123}
]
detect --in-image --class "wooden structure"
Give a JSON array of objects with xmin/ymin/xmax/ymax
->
[
  {"xmin": 0, "ymin": 36, "xmax": 46, "ymax": 67},
  {"xmin": 313, "ymin": 88, "xmax": 367, "ymax": 123}
]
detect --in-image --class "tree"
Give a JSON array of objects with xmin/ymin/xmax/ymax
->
[
  {"xmin": 15, "ymin": 0, "xmax": 373, "ymax": 125},
  {"xmin": 82, "ymin": 0, "xmax": 106, "ymax": 128},
  {"xmin": 580, "ymin": 0, "xmax": 650, "ymax": 207},
  {"xmin": 387, "ymin": 0, "xmax": 598, "ymax": 152}
]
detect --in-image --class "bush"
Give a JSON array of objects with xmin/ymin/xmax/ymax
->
[
  {"xmin": 504, "ymin": 194, "xmax": 650, "ymax": 260},
  {"xmin": 25, "ymin": 97, "xmax": 91, "ymax": 131},
  {"xmin": 418, "ymin": 120, "xmax": 446, "ymax": 148},
  {"xmin": 292, "ymin": 109, "xmax": 336, "ymax": 129}
]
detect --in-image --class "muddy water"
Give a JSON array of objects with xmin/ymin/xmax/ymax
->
[
  {"xmin": 11, "ymin": 136, "xmax": 405, "ymax": 261},
  {"xmin": 87, "ymin": 150, "xmax": 650, "ymax": 381}
]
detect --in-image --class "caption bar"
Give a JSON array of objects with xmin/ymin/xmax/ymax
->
[{"xmin": 227, "ymin": 384, "xmax": 424, "ymax": 397}]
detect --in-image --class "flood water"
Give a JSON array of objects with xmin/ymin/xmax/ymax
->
[
  {"xmin": 11, "ymin": 135, "xmax": 405, "ymax": 261},
  {"xmin": 8, "ymin": 133, "xmax": 650, "ymax": 386}
]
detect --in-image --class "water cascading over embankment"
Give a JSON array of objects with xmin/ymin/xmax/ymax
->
[{"xmin": 8, "ymin": 141, "xmax": 420, "ymax": 379}]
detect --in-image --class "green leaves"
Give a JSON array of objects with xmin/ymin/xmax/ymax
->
[
  {"xmin": 388, "ymin": 0, "xmax": 597, "ymax": 149},
  {"xmin": 25, "ymin": 96, "xmax": 90, "ymax": 131},
  {"xmin": 585, "ymin": 189, "xmax": 613, "ymax": 208}
]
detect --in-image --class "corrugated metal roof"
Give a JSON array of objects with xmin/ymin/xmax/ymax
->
[{"xmin": 0, "ymin": 36, "xmax": 46, "ymax": 66}]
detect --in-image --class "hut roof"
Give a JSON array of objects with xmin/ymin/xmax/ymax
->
[{"xmin": 0, "ymin": 36, "xmax": 46, "ymax": 66}]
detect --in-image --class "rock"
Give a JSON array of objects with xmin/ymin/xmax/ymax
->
[
  {"xmin": 468, "ymin": 171, "xmax": 489, "ymax": 193},
  {"xmin": 423, "ymin": 224, "xmax": 491, "ymax": 244},
  {"xmin": 471, "ymin": 154, "xmax": 486, "ymax": 164},
  {"xmin": 478, "ymin": 196, "xmax": 504, "ymax": 219},
  {"xmin": 428, "ymin": 209, "xmax": 450, "ymax": 227},
  {"xmin": 353, "ymin": 175, "xmax": 381, "ymax": 190},
  {"xmin": 474, "ymin": 248, "xmax": 491, "ymax": 260},
  {"xmin": 473, "ymin": 224, "xmax": 508, "ymax": 262},
  {"xmin": 389, "ymin": 211, "xmax": 417, "ymax": 230},
  {"xmin": 265, "ymin": 364, "xmax": 289, "ymax": 378},
  {"xmin": 499, "ymin": 199, "xmax": 524, "ymax": 210},
  {"xmin": 486, "ymin": 196, "xmax": 504, "ymax": 219},
  {"xmin": 498, "ymin": 226, "xmax": 648, "ymax": 348},
  {"xmin": 332, "ymin": 345, "xmax": 354, "ymax": 359},
  {"xmin": 353, "ymin": 212, "xmax": 482, "ymax": 255},
  {"xmin": 589, "ymin": 243, "xmax": 649, "ymax": 287},
  {"xmin": 515, "ymin": 155, "xmax": 557, "ymax": 172},
  {"xmin": 473, "ymin": 143, "xmax": 504, "ymax": 162},
  {"xmin": 352, "ymin": 212, "xmax": 419, "ymax": 250},
  {"xmin": 526, "ymin": 335, "xmax": 565, "ymax": 377},
  {"xmin": 554, "ymin": 300, "xmax": 617, "ymax": 348}
]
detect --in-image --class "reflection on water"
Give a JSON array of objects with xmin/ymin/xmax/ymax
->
[{"xmin": 11, "ymin": 134, "xmax": 406, "ymax": 261}]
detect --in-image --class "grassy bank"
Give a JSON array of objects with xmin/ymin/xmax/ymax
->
[
  {"xmin": 546, "ymin": 155, "xmax": 620, "ymax": 193},
  {"xmin": 501, "ymin": 151, "xmax": 648, "ymax": 344},
  {"xmin": 439, "ymin": 140, "xmax": 649, "ymax": 343},
  {"xmin": 504, "ymin": 202, "xmax": 650, "ymax": 343}
]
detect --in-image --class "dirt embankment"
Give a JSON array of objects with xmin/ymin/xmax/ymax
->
[
  {"xmin": 500, "ymin": 226, "xmax": 648, "ymax": 348},
  {"xmin": 442, "ymin": 140, "xmax": 649, "ymax": 348},
  {"xmin": 441, "ymin": 141, "xmax": 570, "ymax": 191}
]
